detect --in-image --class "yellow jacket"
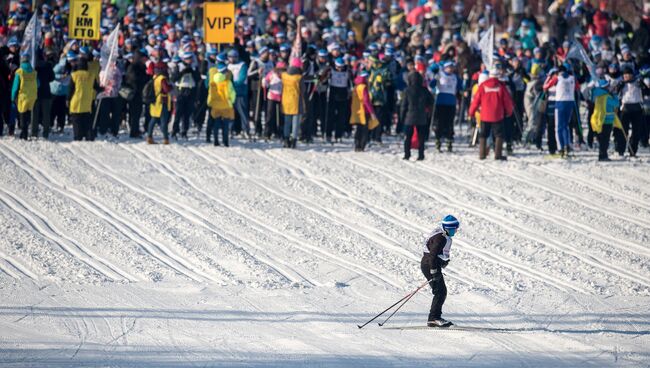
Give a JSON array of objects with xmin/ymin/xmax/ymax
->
[
  {"xmin": 208, "ymin": 71, "xmax": 236, "ymax": 119},
  {"xmin": 281, "ymin": 72, "xmax": 302, "ymax": 115},
  {"xmin": 149, "ymin": 74, "xmax": 171, "ymax": 118},
  {"xmin": 15, "ymin": 68, "xmax": 38, "ymax": 113},
  {"xmin": 350, "ymin": 84, "xmax": 368, "ymax": 125},
  {"xmin": 70, "ymin": 70, "xmax": 95, "ymax": 114},
  {"xmin": 590, "ymin": 91, "xmax": 622, "ymax": 134}
]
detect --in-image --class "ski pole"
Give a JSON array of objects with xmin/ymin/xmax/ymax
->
[
  {"xmin": 357, "ymin": 279, "xmax": 429, "ymax": 329},
  {"xmin": 378, "ymin": 278, "xmax": 431, "ymax": 327}
]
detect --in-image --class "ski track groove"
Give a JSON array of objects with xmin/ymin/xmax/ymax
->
[
  {"xmin": 0, "ymin": 143, "xmax": 211, "ymax": 283},
  {"xmin": 189, "ymin": 145, "xmax": 412, "ymax": 289},
  {"xmin": 415, "ymin": 159, "xmax": 650, "ymax": 259},
  {"xmin": 265, "ymin": 148, "xmax": 585, "ymax": 294},
  {"xmin": 0, "ymin": 187, "xmax": 135, "ymax": 282},
  {"xmin": 72, "ymin": 144, "xmax": 312, "ymax": 288},
  {"xmin": 256, "ymin": 148, "xmax": 497, "ymax": 291},
  {"xmin": 530, "ymin": 165, "xmax": 650, "ymax": 213},
  {"xmin": 350, "ymin": 154, "xmax": 650, "ymax": 290},
  {"xmin": 125, "ymin": 144, "xmax": 399, "ymax": 289},
  {"xmin": 470, "ymin": 158, "xmax": 650, "ymax": 230},
  {"xmin": 338, "ymin": 155, "xmax": 592, "ymax": 294}
]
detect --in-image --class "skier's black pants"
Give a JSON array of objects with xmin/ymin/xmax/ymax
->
[
  {"xmin": 127, "ymin": 97, "xmax": 143, "ymax": 137},
  {"xmin": 404, "ymin": 124, "xmax": 427, "ymax": 159},
  {"xmin": 51, "ymin": 95, "xmax": 67, "ymax": 131},
  {"xmin": 173, "ymin": 94, "xmax": 193, "ymax": 136},
  {"xmin": 598, "ymin": 124, "xmax": 613, "ymax": 160},
  {"xmin": 18, "ymin": 110, "xmax": 32, "ymax": 140},
  {"xmin": 434, "ymin": 104, "xmax": 455, "ymax": 142},
  {"xmin": 326, "ymin": 98, "xmax": 346, "ymax": 140},
  {"xmin": 618, "ymin": 104, "xmax": 645, "ymax": 156},
  {"xmin": 354, "ymin": 123, "xmax": 369, "ymax": 151},
  {"xmin": 265, "ymin": 100, "xmax": 282, "ymax": 139},
  {"xmin": 70, "ymin": 112, "xmax": 93, "ymax": 141},
  {"xmin": 420, "ymin": 260, "xmax": 446, "ymax": 321}
]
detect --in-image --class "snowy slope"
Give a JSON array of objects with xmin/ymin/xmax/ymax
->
[{"xmin": 0, "ymin": 137, "xmax": 649, "ymax": 367}]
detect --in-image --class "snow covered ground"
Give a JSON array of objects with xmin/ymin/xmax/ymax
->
[{"xmin": 0, "ymin": 135, "xmax": 649, "ymax": 367}]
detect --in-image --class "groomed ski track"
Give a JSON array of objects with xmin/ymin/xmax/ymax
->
[{"xmin": 0, "ymin": 138, "xmax": 649, "ymax": 367}]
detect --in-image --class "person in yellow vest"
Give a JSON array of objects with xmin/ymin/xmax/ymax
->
[
  {"xmin": 207, "ymin": 62, "xmax": 236, "ymax": 147},
  {"xmin": 349, "ymin": 71, "xmax": 377, "ymax": 152},
  {"xmin": 147, "ymin": 64, "xmax": 172, "ymax": 144},
  {"xmin": 281, "ymin": 58, "xmax": 304, "ymax": 148},
  {"xmin": 68, "ymin": 58, "xmax": 100, "ymax": 141},
  {"xmin": 11, "ymin": 52, "xmax": 38, "ymax": 140}
]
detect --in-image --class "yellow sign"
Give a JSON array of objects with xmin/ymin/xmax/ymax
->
[
  {"xmin": 204, "ymin": 2, "xmax": 235, "ymax": 44},
  {"xmin": 69, "ymin": 0, "xmax": 101, "ymax": 40}
]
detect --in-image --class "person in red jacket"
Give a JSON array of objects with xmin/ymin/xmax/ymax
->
[
  {"xmin": 592, "ymin": 1, "xmax": 611, "ymax": 39},
  {"xmin": 468, "ymin": 68, "xmax": 514, "ymax": 160}
]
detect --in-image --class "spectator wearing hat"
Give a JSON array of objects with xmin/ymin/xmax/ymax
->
[
  {"xmin": 226, "ymin": 49, "xmax": 251, "ymax": 139},
  {"xmin": 207, "ymin": 62, "xmax": 235, "ymax": 147},
  {"xmin": 401, "ymin": 71, "xmax": 434, "ymax": 160},
  {"xmin": 247, "ymin": 46, "xmax": 273, "ymax": 138},
  {"xmin": 469, "ymin": 68, "xmax": 514, "ymax": 160},
  {"xmin": 367, "ymin": 54, "xmax": 391, "ymax": 142},
  {"xmin": 50, "ymin": 52, "xmax": 74, "ymax": 134},
  {"xmin": 616, "ymin": 67, "xmax": 647, "ymax": 157},
  {"xmin": 147, "ymin": 64, "xmax": 172, "ymax": 144},
  {"xmin": 591, "ymin": 79, "xmax": 620, "ymax": 161},
  {"xmin": 68, "ymin": 58, "xmax": 99, "ymax": 141},
  {"xmin": 326, "ymin": 56, "xmax": 351, "ymax": 144},
  {"xmin": 124, "ymin": 51, "xmax": 149, "ymax": 138},
  {"xmin": 281, "ymin": 58, "xmax": 304, "ymax": 148},
  {"xmin": 31, "ymin": 49, "xmax": 55, "ymax": 139},
  {"xmin": 350, "ymin": 71, "xmax": 377, "ymax": 152},
  {"xmin": 172, "ymin": 52, "xmax": 200, "ymax": 140},
  {"xmin": 263, "ymin": 60, "xmax": 286, "ymax": 140},
  {"xmin": 11, "ymin": 52, "xmax": 38, "ymax": 140},
  {"xmin": 431, "ymin": 61, "xmax": 462, "ymax": 152},
  {"xmin": 0, "ymin": 47, "xmax": 13, "ymax": 136}
]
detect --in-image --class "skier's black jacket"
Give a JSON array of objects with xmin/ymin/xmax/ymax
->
[{"xmin": 421, "ymin": 233, "xmax": 449, "ymax": 271}]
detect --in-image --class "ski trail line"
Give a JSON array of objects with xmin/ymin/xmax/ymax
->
[
  {"xmin": 351, "ymin": 155, "xmax": 650, "ymax": 289},
  {"xmin": 463, "ymin": 157, "xmax": 650, "ymax": 229},
  {"xmin": 340, "ymin": 155, "xmax": 592, "ymax": 294},
  {"xmin": 0, "ymin": 187, "xmax": 136, "ymax": 281},
  {"xmin": 255, "ymin": 148, "xmax": 497, "ymax": 291},
  {"xmin": 266, "ymin": 148, "xmax": 581, "ymax": 293},
  {"xmin": 529, "ymin": 165, "xmax": 650, "ymax": 213},
  {"xmin": 127, "ymin": 144, "xmax": 399, "ymax": 289},
  {"xmin": 0, "ymin": 251, "xmax": 26, "ymax": 279},
  {"xmin": 414, "ymin": 160, "xmax": 650, "ymax": 258},
  {"xmin": 0, "ymin": 143, "xmax": 211, "ymax": 283},
  {"xmin": 73, "ymin": 145, "xmax": 313, "ymax": 288}
]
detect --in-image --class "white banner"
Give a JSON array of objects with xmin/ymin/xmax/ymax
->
[
  {"xmin": 98, "ymin": 25, "xmax": 121, "ymax": 98},
  {"xmin": 21, "ymin": 11, "xmax": 41, "ymax": 66},
  {"xmin": 566, "ymin": 41, "xmax": 596, "ymax": 80},
  {"xmin": 478, "ymin": 25, "xmax": 494, "ymax": 70}
]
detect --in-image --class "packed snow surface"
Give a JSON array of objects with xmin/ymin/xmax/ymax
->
[{"xmin": 0, "ymin": 137, "xmax": 649, "ymax": 367}]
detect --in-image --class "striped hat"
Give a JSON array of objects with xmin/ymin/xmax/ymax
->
[{"xmin": 440, "ymin": 215, "xmax": 460, "ymax": 230}]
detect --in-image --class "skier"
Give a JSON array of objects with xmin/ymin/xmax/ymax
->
[{"xmin": 421, "ymin": 215, "xmax": 460, "ymax": 327}]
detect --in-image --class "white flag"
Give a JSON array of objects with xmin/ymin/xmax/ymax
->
[
  {"xmin": 478, "ymin": 25, "xmax": 494, "ymax": 70},
  {"xmin": 21, "ymin": 11, "xmax": 41, "ymax": 66},
  {"xmin": 566, "ymin": 41, "xmax": 596, "ymax": 80},
  {"xmin": 99, "ymin": 25, "xmax": 121, "ymax": 96}
]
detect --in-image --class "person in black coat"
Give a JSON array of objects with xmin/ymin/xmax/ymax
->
[
  {"xmin": 32, "ymin": 50, "xmax": 55, "ymax": 139},
  {"xmin": 124, "ymin": 51, "xmax": 148, "ymax": 138},
  {"xmin": 400, "ymin": 72, "xmax": 434, "ymax": 160}
]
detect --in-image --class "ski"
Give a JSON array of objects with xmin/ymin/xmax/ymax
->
[{"xmin": 381, "ymin": 325, "xmax": 524, "ymax": 333}]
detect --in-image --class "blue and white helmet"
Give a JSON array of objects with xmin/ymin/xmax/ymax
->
[{"xmin": 441, "ymin": 215, "xmax": 460, "ymax": 236}]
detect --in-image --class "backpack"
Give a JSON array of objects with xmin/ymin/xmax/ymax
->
[{"xmin": 142, "ymin": 79, "xmax": 155, "ymax": 104}]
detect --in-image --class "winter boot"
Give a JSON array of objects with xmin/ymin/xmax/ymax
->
[
  {"xmin": 427, "ymin": 318, "xmax": 453, "ymax": 327},
  {"xmin": 506, "ymin": 143, "xmax": 513, "ymax": 155},
  {"xmin": 494, "ymin": 137, "xmax": 507, "ymax": 160},
  {"xmin": 447, "ymin": 141, "xmax": 453, "ymax": 153},
  {"xmin": 147, "ymin": 136, "xmax": 155, "ymax": 145},
  {"xmin": 163, "ymin": 139, "xmax": 170, "ymax": 145},
  {"xmin": 435, "ymin": 139, "xmax": 442, "ymax": 152},
  {"xmin": 291, "ymin": 138, "xmax": 297, "ymax": 148},
  {"xmin": 479, "ymin": 138, "xmax": 488, "ymax": 160}
]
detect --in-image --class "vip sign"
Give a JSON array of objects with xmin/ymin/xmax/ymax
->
[
  {"xmin": 204, "ymin": 2, "xmax": 235, "ymax": 44},
  {"xmin": 69, "ymin": 0, "xmax": 101, "ymax": 40}
]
